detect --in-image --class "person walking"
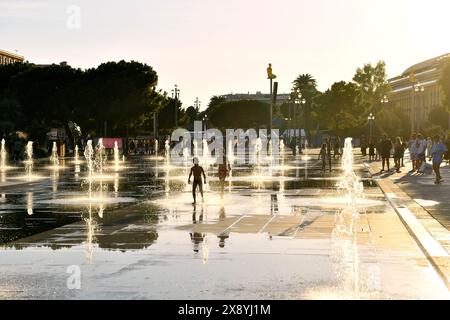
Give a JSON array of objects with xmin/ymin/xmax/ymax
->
[
  {"xmin": 426, "ymin": 136, "xmax": 433, "ymax": 162},
  {"xmin": 318, "ymin": 143, "xmax": 327, "ymax": 173},
  {"xmin": 376, "ymin": 137, "xmax": 382, "ymax": 161},
  {"xmin": 361, "ymin": 136, "xmax": 367, "ymax": 157},
  {"xmin": 325, "ymin": 137, "xmax": 332, "ymax": 172},
  {"xmin": 401, "ymin": 138, "xmax": 408, "ymax": 167},
  {"xmin": 408, "ymin": 133, "xmax": 418, "ymax": 172},
  {"xmin": 368, "ymin": 138, "xmax": 375, "ymax": 161},
  {"xmin": 416, "ymin": 134, "xmax": 427, "ymax": 174},
  {"xmin": 188, "ymin": 157, "xmax": 207, "ymax": 204},
  {"xmin": 430, "ymin": 134, "xmax": 448, "ymax": 184},
  {"xmin": 380, "ymin": 135, "xmax": 392, "ymax": 172},
  {"xmin": 393, "ymin": 137, "xmax": 404, "ymax": 173},
  {"xmin": 218, "ymin": 155, "xmax": 231, "ymax": 198}
]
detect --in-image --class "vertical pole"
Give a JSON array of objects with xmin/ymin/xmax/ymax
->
[
  {"xmin": 288, "ymin": 103, "xmax": 291, "ymax": 140},
  {"xmin": 269, "ymin": 78, "xmax": 273, "ymax": 133},
  {"xmin": 411, "ymin": 86, "xmax": 415, "ymax": 133},
  {"xmin": 175, "ymin": 97, "xmax": 178, "ymax": 128},
  {"xmin": 153, "ymin": 113, "xmax": 156, "ymax": 138},
  {"xmin": 294, "ymin": 104, "xmax": 297, "ymax": 145},
  {"xmin": 155, "ymin": 112, "xmax": 158, "ymax": 138}
]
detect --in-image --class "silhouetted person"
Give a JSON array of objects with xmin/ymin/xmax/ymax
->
[
  {"xmin": 431, "ymin": 134, "xmax": 447, "ymax": 184},
  {"xmin": 218, "ymin": 155, "xmax": 230, "ymax": 198},
  {"xmin": 325, "ymin": 137, "xmax": 332, "ymax": 172},
  {"xmin": 188, "ymin": 157, "xmax": 206, "ymax": 204},
  {"xmin": 190, "ymin": 205, "xmax": 205, "ymax": 252},
  {"xmin": 380, "ymin": 135, "xmax": 392, "ymax": 172},
  {"xmin": 318, "ymin": 142, "xmax": 327, "ymax": 173},
  {"xmin": 218, "ymin": 232, "xmax": 229, "ymax": 248}
]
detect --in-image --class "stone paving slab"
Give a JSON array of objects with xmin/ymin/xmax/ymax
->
[{"xmin": 366, "ymin": 158, "xmax": 450, "ymax": 289}]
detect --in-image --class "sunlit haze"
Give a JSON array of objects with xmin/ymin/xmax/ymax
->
[{"xmin": 1, "ymin": 0, "xmax": 450, "ymax": 109}]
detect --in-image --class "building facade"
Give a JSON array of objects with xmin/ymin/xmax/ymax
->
[
  {"xmin": 0, "ymin": 49, "xmax": 24, "ymax": 65},
  {"xmin": 388, "ymin": 53, "xmax": 450, "ymax": 131},
  {"xmin": 222, "ymin": 91, "xmax": 290, "ymax": 105}
]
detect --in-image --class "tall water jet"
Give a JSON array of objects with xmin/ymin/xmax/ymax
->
[
  {"xmin": 183, "ymin": 147, "xmax": 189, "ymax": 173},
  {"xmin": 154, "ymin": 139, "xmax": 159, "ymax": 158},
  {"xmin": 227, "ymin": 139, "xmax": 234, "ymax": 192},
  {"xmin": 279, "ymin": 139, "xmax": 285, "ymax": 157},
  {"xmin": 95, "ymin": 138, "xmax": 107, "ymax": 176},
  {"xmin": 331, "ymin": 137, "xmax": 363, "ymax": 298},
  {"xmin": 50, "ymin": 141, "xmax": 59, "ymax": 168},
  {"xmin": 304, "ymin": 140, "xmax": 308, "ymax": 180},
  {"xmin": 164, "ymin": 139, "xmax": 170, "ymax": 192},
  {"xmin": 335, "ymin": 137, "xmax": 363, "ymax": 236},
  {"xmin": 0, "ymin": 139, "xmax": 7, "ymax": 171},
  {"xmin": 202, "ymin": 138, "xmax": 209, "ymax": 190},
  {"xmin": 25, "ymin": 141, "xmax": 33, "ymax": 180},
  {"xmin": 202, "ymin": 138, "xmax": 209, "ymax": 166},
  {"xmin": 27, "ymin": 192, "xmax": 33, "ymax": 215},
  {"xmin": 84, "ymin": 140, "xmax": 94, "ymax": 196},
  {"xmin": 193, "ymin": 140, "xmax": 198, "ymax": 158},
  {"xmin": 74, "ymin": 145, "xmax": 80, "ymax": 164},
  {"xmin": 165, "ymin": 139, "xmax": 170, "ymax": 166},
  {"xmin": 114, "ymin": 141, "xmax": 120, "ymax": 171}
]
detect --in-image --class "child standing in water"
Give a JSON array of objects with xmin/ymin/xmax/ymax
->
[
  {"xmin": 188, "ymin": 157, "xmax": 206, "ymax": 204},
  {"xmin": 318, "ymin": 143, "xmax": 327, "ymax": 173},
  {"xmin": 218, "ymin": 155, "xmax": 231, "ymax": 198}
]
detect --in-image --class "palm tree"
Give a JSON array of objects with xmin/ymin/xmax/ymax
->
[{"xmin": 292, "ymin": 74, "xmax": 318, "ymax": 145}]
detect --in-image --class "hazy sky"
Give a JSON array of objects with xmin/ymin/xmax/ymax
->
[{"xmin": 1, "ymin": 0, "xmax": 450, "ymax": 110}]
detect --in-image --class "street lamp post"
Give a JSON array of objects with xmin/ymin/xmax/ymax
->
[
  {"xmin": 412, "ymin": 83, "xmax": 424, "ymax": 133},
  {"xmin": 152, "ymin": 112, "xmax": 158, "ymax": 138},
  {"xmin": 293, "ymin": 89, "xmax": 306, "ymax": 151},
  {"xmin": 267, "ymin": 63, "xmax": 277, "ymax": 133},
  {"xmin": 194, "ymin": 97, "xmax": 201, "ymax": 110},
  {"xmin": 202, "ymin": 114, "xmax": 208, "ymax": 132},
  {"xmin": 171, "ymin": 84, "xmax": 180, "ymax": 128},
  {"xmin": 368, "ymin": 113, "xmax": 375, "ymax": 139}
]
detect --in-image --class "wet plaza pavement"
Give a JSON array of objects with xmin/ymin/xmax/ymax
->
[{"xmin": 0, "ymin": 150, "xmax": 449, "ymax": 300}]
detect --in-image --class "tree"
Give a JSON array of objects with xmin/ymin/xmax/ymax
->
[
  {"xmin": 375, "ymin": 106, "xmax": 410, "ymax": 138},
  {"xmin": 207, "ymin": 95, "xmax": 226, "ymax": 110},
  {"xmin": 156, "ymin": 97, "xmax": 184, "ymax": 133},
  {"xmin": 352, "ymin": 61, "xmax": 391, "ymax": 115},
  {"xmin": 314, "ymin": 81, "xmax": 360, "ymax": 135},
  {"xmin": 441, "ymin": 63, "xmax": 450, "ymax": 111},
  {"xmin": 1, "ymin": 60, "xmax": 166, "ymax": 143},
  {"xmin": 0, "ymin": 98, "xmax": 24, "ymax": 137},
  {"xmin": 428, "ymin": 107, "xmax": 449, "ymax": 130},
  {"xmin": 292, "ymin": 74, "xmax": 319, "ymax": 143},
  {"xmin": 207, "ymin": 100, "xmax": 270, "ymax": 129}
]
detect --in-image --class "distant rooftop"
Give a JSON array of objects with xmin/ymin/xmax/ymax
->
[
  {"xmin": 0, "ymin": 49, "xmax": 24, "ymax": 61},
  {"xmin": 402, "ymin": 53, "xmax": 450, "ymax": 76}
]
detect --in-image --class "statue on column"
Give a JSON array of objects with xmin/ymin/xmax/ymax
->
[{"xmin": 267, "ymin": 63, "xmax": 276, "ymax": 80}]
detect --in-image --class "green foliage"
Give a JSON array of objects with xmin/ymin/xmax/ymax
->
[
  {"xmin": 375, "ymin": 106, "xmax": 410, "ymax": 138},
  {"xmin": 0, "ymin": 98, "xmax": 23, "ymax": 136},
  {"xmin": 207, "ymin": 100, "xmax": 270, "ymax": 129},
  {"xmin": 207, "ymin": 95, "xmax": 226, "ymax": 110},
  {"xmin": 441, "ymin": 63, "xmax": 450, "ymax": 110},
  {"xmin": 314, "ymin": 81, "xmax": 360, "ymax": 134},
  {"xmin": 292, "ymin": 74, "xmax": 319, "ymax": 142},
  {"xmin": 352, "ymin": 61, "xmax": 390, "ymax": 113},
  {"xmin": 0, "ymin": 60, "xmax": 166, "ymax": 140},
  {"xmin": 428, "ymin": 107, "xmax": 449, "ymax": 130},
  {"xmin": 156, "ymin": 97, "xmax": 184, "ymax": 132}
]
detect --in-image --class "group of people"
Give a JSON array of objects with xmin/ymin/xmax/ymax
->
[
  {"xmin": 318, "ymin": 136, "xmax": 343, "ymax": 173},
  {"xmin": 362, "ymin": 133, "xmax": 448, "ymax": 185}
]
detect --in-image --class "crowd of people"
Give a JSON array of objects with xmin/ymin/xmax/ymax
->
[{"xmin": 361, "ymin": 133, "xmax": 449, "ymax": 184}]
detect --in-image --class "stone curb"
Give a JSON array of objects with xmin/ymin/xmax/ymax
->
[{"xmin": 366, "ymin": 163, "xmax": 450, "ymax": 290}]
